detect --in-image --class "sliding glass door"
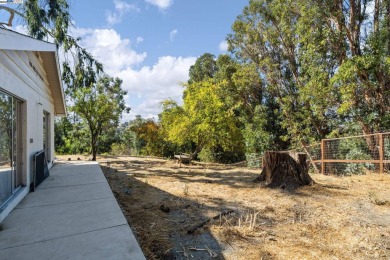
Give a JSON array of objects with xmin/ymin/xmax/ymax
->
[{"xmin": 0, "ymin": 91, "xmax": 22, "ymax": 207}]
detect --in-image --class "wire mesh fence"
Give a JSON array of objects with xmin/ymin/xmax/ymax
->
[
  {"xmin": 309, "ymin": 132, "xmax": 390, "ymax": 175},
  {"xmin": 293, "ymin": 143, "xmax": 322, "ymax": 173},
  {"xmin": 250, "ymin": 132, "xmax": 390, "ymax": 175},
  {"xmin": 246, "ymin": 153, "xmax": 263, "ymax": 168}
]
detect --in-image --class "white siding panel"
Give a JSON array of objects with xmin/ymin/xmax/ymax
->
[
  {"xmin": 25, "ymin": 51, "xmax": 50, "ymax": 86},
  {"xmin": 0, "ymin": 50, "xmax": 53, "ymax": 103},
  {"xmin": 0, "ymin": 49, "xmax": 56, "ymax": 222}
]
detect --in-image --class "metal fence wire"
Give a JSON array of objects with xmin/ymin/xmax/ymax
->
[
  {"xmin": 294, "ymin": 143, "xmax": 322, "ymax": 173},
  {"xmin": 246, "ymin": 153, "xmax": 262, "ymax": 168},
  {"xmin": 254, "ymin": 132, "xmax": 390, "ymax": 175},
  {"xmin": 307, "ymin": 132, "xmax": 390, "ymax": 175}
]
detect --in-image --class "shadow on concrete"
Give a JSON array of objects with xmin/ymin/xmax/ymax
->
[{"xmin": 0, "ymin": 161, "xmax": 145, "ymax": 260}]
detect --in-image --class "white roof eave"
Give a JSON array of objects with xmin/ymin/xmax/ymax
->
[
  {"xmin": 0, "ymin": 28, "xmax": 57, "ymax": 52},
  {"xmin": 0, "ymin": 28, "xmax": 67, "ymax": 116}
]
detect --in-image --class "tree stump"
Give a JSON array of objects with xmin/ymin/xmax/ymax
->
[{"xmin": 254, "ymin": 151, "xmax": 314, "ymax": 190}]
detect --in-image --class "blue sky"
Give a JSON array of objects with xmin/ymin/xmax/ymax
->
[
  {"xmin": 71, "ymin": 1, "xmax": 247, "ymax": 66},
  {"xmin": 5, "ymin": 0, "xmax": 248, "ymax": 120},
  {"xmin": 67, "ymin": 0, "xmax": 249, "ymax": 120}
]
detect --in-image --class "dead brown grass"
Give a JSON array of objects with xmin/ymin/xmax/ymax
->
[{"xmin": 57, "ymin": 155, "xmax": 390, "ymax": 260}]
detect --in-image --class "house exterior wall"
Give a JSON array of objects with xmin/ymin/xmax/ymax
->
[{"xmin": 0, "ymin": 49, "xmax": 56, "ymax": 222}]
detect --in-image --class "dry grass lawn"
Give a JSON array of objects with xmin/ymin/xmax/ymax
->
[{"xmin": 58, "ymin": 155, "xmax": 390, "ymax": 260}]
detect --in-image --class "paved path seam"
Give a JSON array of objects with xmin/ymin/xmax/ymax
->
[
  {"xmin": 15, "ymin": 196, "xmax": 114, "ymax": 209},
  {"xmin": 0, "ymin": 224, "xmax": 128, "ymax": 251},
  {"xmin": 37, "ymin": 181, "xmax": 107, "ymax": 189}
]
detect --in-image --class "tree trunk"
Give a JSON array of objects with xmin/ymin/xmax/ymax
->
[
  {"xmin": 374, "ymin": 0, "xmax": 380, "ymax": 33},
  {"xmin": 92, "ymin": 149, "xmax": 97, "ymax": 161},
  {"xmin": 91, "ymin": 135, "xmax": 97, "ymax": 161},
  {"xmin": 254, "ymin": 151, "xmax": 314, "ymax": 190},
  {"xmin": 387, "ymin": 0, "xmax": 390, "ymax": 55}
]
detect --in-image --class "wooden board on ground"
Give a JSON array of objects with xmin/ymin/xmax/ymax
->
[{"xmin": 174, "ymin": 153, "xmax": 191, "ymax": 165}]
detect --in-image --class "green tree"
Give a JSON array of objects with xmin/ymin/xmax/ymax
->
[
  {"xmin": 1, "ymin": 1, "xmax": 103, "ymax": 92},
  {"xmin": 71, "ymin": 76, "xmax": 129, "ymax": 160},
  {"xmin": 214, "ymin": 54, "xmax": 288, "ymax": 155},
  {"xmin": 228, "ymin": 0, "xmax": 390, "ymax": 145},
  {"xmin": 188, "ymin": 53, "xmax": 217, "ymax": 84},
  {"xmin": 129, "ymin": 118, "xmax": 163, "ymax": 156},
  {"xmin": 124, "ymin": 116, "xmax": 163, "ymax": 156},
  {"xmin": 161, "ymin": 53, "xmax": 283, "ymax": 161},
  {"xmin": 54, "ymin": 114, "xmax": 91, "ymax": 154},
  {"xmin": 161, "ymin": 80, "xmax": 244, "ymax": 160},
  {"xmin": 109, "ymin": 123, "xmax": 136, "ymax": 155},
  {"xmin": 2, "ymin": 1, "xmax": 133, "ymax": 159},
  {"xmin": 227, "ymin": 0, "xmax": 345, "ymax": 147},
  {"xmin": 328, "ymin": 0, "xmax": 390, "ymax": 134},
  {"xmin": 159, "ymin": 100, "xmax": 193, "ymax": 157},
  {"xmin": 159, "ymin": 100, "xmax": 190, "ymax": 147}
]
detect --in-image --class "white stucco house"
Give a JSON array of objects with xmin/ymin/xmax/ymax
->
[{"xmin": 0, "ymin": 28, "xmax": 66, "ymax": 222}]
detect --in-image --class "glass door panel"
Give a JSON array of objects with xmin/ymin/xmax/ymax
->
[
  {"xmin": 0, "ymin": 91, "xmax": 22, "ymax": 208},
  {"xmin": 0, "ymin": 92, "xmax": 12, "ymax": 206}
]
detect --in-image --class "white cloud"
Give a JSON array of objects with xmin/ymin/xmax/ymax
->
[
  {"xmin": 117, "ymin": 56, "xmax": 196, "ymax": 118},
  {"xmin": 70, "ymin": 26, "xmax": 94, "ymax": 39},
  {"xmin": 73, "ymin": 27, "xmax": 195, "ymax": 119},
  {"xmin": 106, "ymin": 12, "xmax": 121, "ymax": 26},
  {"xmin": 136, "ymin": 36, "xmax": 144, "ymax": 43},
  {"xmin": 169, "ymin": 29, "xmax": 178, "ymax": 42},
  {"xmin": 218, "ymin": 40, "xmax": 228, "ymax": 52},
  {"xmin": 75, "ymin": 28, "xmax": 147, "ymax": 74},
  {"xmin": 115, "ymin": 0, "xmax": 140, "ymax": 12},
  {"xmin": 106, "ymin": 0, "xmax": 140, "ymax": 26},
  {"xmin": 145, "ymin": 0, "xmax": 173, "ymax": 10}
]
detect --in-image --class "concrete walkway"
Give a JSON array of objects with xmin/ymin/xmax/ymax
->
[{"xmin": 0, "ymin": 161, "xmax": 145, "ymax": 260}]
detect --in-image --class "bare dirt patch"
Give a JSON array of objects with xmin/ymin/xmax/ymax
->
[{"xmin": 56, "ymin": 155, "xmax": 390, "ymax": 259}]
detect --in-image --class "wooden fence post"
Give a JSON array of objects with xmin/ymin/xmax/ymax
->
[
  {"xmin": 321, "ymin": 139, "xmax": 325, "ymax": 175},
  {"xmin": 379, "ymin": 133, "xmax": 384, "ymax": 174}
]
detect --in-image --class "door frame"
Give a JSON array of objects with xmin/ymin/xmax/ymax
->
[{"xmin": 0, "ymin": 90, "xmax": 24, "ymax": 210}]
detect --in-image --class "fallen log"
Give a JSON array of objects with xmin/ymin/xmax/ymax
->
[{"xmin": 187, "ymin": 210, "xmax": 234, "ymax": 234}]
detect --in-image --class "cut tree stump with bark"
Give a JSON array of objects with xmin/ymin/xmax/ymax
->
[{"xmin": 254, "ymin": 151, "xmax": 315, "ymax": 190}]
